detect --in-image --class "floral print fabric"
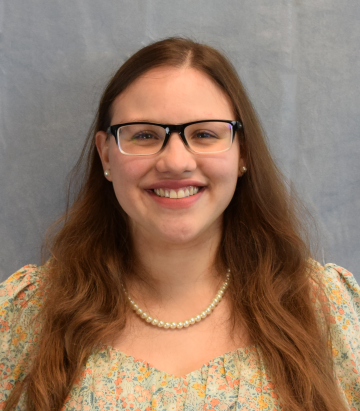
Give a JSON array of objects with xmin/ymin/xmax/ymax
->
[{"xmin": 0, "ymin": 262, "xmax": 359, "ymax": 410}]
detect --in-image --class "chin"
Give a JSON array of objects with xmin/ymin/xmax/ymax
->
[{"xmin": 154, "ymin": 219, "xmax": 219, "ymax": 246}]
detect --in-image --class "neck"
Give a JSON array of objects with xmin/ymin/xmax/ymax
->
[{"xmin": 127, "ymin": 225, "xmax": 225, "ymax": 306}]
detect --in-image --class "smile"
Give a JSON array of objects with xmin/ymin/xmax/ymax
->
[{"xmin": 153, "ymin": 186, "xmax": 200, "ymax": 199}]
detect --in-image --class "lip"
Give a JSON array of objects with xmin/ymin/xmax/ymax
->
[
  {"xmin": 146, "ymin": 186, "xmax": 205, "ymax": 209},
  {"xmin": 144, "ymin": 179, "xmax": 206, "ymax": 190}
]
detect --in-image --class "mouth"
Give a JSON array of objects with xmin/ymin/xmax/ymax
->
[{"xmin": 152, "ymin": 186, "xmax": 202, "ymax": 199}]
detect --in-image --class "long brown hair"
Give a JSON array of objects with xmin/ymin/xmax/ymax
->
[{"xmin": 6, "ymin": 37, "xmax": 348, "ymax": 410}]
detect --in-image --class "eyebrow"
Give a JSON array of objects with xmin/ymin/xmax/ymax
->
[
  {"xmin": 117, "ymin": 118, "xmax": 160, "ymax": 123},
  {"xmin": 114, "ymin": 118, "xmax": 214, "ymax": 124}
]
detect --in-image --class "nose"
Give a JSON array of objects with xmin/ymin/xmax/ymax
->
[{"xmin": 155, "ymin": 132, "xmax": 197, "ymax": 174}]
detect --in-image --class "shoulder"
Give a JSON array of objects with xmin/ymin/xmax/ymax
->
[
  {"xmin": 308, "ymin": 259, "xmax": 360, "ymax": 317},
  {"xmin": 0, "ymin": 263, "xmax": 50, "ymax": 353},
  {"xmin": 0, "ymin": 263, "xmax": 49, "ymax": 315},
  {"xmin": 0, "ymin": 263, "xmax": 50, "ymax": 342},
  {"xmin": 308, "ymin": 260, "xmax": 360, "ymax": 405},
  {"xmin": 0, "ymin": 264, "xmax": 50, "ymax": 399}
]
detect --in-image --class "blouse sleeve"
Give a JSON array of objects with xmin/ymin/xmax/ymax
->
[
  {"xmin": 0, "ymin": 265, "xmax": 46, "ymax": 406},
  {"xmin": 321, "ymin": 263, "xmax": 360, "ymax": 408}
]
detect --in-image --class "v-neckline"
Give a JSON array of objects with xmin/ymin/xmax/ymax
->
[{"xmin": 100, "ymin": 343, "xmax": 258, "ymax": 378}]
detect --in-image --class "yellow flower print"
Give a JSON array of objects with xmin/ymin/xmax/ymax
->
[
  {"xmin": 160, "ymin": 380, "xmax": 167, "ymax": 386},
  {"xmin": 332, "ymin": 348, "xmax": 339, "ymax": 358},
  {"xmin": 137, "ymin": 375, "xmax": 144, "ymax": 381},
  {"xmin": 342, "ymin": 320, "xmax": 350, "ymax": 330},
  {"xmin": 11, "ymin": 270, "xmax": 24, "ymax": 280},
  {"xmin": 12, "ymin": 364, "xmax": 23, "ymax": 380},
  {"xmin": 344, "ymin": 388, "xmax": 353, "ymax": 402},
  {"xmin": 258, "ymin": 394, "xmax": 269, "ymax": 408},
  {"xmin": 192, "ymin": 383, "xmax": 206, "ymax": 398},
  {"xmin": 139, "ymin": 366, "xmax": 146, "ymax": 372},
  {"xmin": 11, "ymin": 337, "xmax": 19, "ymax": 346}
]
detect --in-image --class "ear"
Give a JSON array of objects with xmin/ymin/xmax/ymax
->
[
  {"xmin": 95, "ymin": 131, "xmax": 112, "ymax": 181},
  {"xmin": 238, "ymin": 144, "xmax": 247, "ymax": 177},
  {"xmin": 238, "ymin": 162, "xmax": 247, "ymax": 177}
]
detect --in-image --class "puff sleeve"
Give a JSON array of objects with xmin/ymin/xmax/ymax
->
[
  {"xmin": 321, "ymin": 263, "xmax": 360, "ymax": 408},
  {"xmin": 0, "ymin": 265, "xmax": 46, "ymax": 406}
]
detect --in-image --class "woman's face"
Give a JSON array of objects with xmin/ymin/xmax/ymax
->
[{"xmin": 96, "ymin": 66, "xmax": 245, "ymax": 246}]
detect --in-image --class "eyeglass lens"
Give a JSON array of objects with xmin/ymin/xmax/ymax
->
[{"xmin": 117, "ymin": 122, "xmax": 234, "ymax": 155}]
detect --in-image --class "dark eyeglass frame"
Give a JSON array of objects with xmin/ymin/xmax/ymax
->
[{"xmin": 106, "ymin": 119, "xmax": 243, "ymax": 156}]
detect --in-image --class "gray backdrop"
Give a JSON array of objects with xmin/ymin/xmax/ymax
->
[{"xmin": 0, "ymin": 0, "xmax": 359, "ymax": 282}]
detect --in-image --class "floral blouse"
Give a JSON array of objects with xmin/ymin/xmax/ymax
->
[{"xmin": 0, "ymin": 262, "xmax": 359, "ymax": 410}]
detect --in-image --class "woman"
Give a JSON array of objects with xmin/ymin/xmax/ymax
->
[{"xmin": 1, "ymin": 37, "xmax": 359, "ymax": 410}]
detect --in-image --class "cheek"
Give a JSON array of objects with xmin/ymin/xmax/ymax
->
[
  {"xmin": 203, "ymin": 152, "xmax": 239, "ymax": 188},
  {"xmin": 109, "ymin": 156, "xmax": 147, "ymax": 205},
  {"xmin": 109, "ymin": 150, "xmax": 149, "ymax": 184}
]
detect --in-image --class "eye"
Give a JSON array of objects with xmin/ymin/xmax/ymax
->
[
  {"xmin": 192, "ymin": 130, "xmax": 219, "ymax": 140},
  {"xmin": 131, "ymin": 131, "xmax": 160, "ymax": 140}
]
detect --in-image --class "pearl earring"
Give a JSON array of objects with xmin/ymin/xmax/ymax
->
[
  {"xmin": 241, "ymin": 166, "xmax": 247, "ymax": 173},
  {"xmin": 104, "ymin": 170, "xmax": 110, "ymax": 177}
]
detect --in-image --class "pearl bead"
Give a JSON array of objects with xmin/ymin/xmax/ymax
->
[{"xmin": 125, "ymin": 269, "xmax": 230, "ymax": 329}]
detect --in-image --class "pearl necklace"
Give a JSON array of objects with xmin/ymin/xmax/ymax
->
[{"xmin": 123, "ymin": 270, "xmax": 230, "ymax": 329}]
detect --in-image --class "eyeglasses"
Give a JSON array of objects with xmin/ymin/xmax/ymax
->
[{"xmin": 106, "ymin": 120, "xmax": 242, "ymax": 156}]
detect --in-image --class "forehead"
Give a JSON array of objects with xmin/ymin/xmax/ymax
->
[{"xmin": 111, "ymin": 66, "xmax": 235, "ymax": 124}]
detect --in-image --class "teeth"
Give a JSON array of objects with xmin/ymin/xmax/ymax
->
[
  {"xmin": 153, "ymin": 186, "xmax": 201, "ymax": 199},
  {"xmin": 177, "ymin": 189, "xmax": 185, "ymax": 199}
]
